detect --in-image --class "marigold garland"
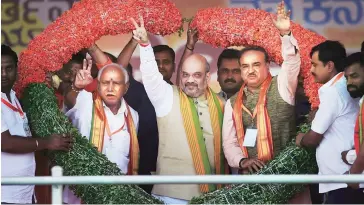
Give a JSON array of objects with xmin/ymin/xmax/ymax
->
[
  {"xmin": 190, "ymin": 7, "xmax": 326, "ymax": 108},
  {"xmin": 15, "ymin": 0, "xmax": 182, "ymax": 95}
]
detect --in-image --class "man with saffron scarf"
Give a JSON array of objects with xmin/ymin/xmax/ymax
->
[
  {"xmin": 223, "ymin": 1, "xmax": 300, "ymax": 174},
  {"xmin": 62, "ymin": 58, "xmax": 139, "ymax": 204},
  {"xmin": 340, "ymin": 47, "xmax": 364, "ymax": 202},
  {"xmin": 130, "ymin": 17, "xmax": 228, "ymax": 203}
]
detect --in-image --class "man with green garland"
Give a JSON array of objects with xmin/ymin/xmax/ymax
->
[
  {"xmin": 1, "ymin": 44, "xmax": 73, "ymax": 204},
  {"xmin": 295, "ymin": 40, "xmax": 361, "ymax": 203},
  {"xmin": 62, "ymin": 57, "xmax": 140, "ymax": 204},
  {"xmin": 130, "ymin": 16, "xmax": 228, "ymax": 204},
  {"xmin": 223, "ymin": 1, "xmax": 300, "ymax": 174}
]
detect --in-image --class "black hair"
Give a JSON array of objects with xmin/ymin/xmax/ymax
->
[
  {"xmin": 69, "ymin": 52, "xmax": 85, "ymax": 64},
  {"xmin": 152, "ymin": 45, "xmax": 175, "ymax": 62},
  {"xmin": 343, "ymin": 52, "xmax": 362, "ymax": 70},
  {"xmin": 239, "ymin": 46, "xmax": 270, "ymax": 63},
  {"xmin": 361, "ymin": 41, "xmax": 364, "ymax": 66},
  {"xmin": 217, "ymin": 49, "xmax": 240, "ymax": 68},
  {"xmin": 103, "ymin": 52, "xmax": 117, "ymax": 63},
  {"xmin": 310, "ymin": 40, "xmax": 346, "ymax": 72},
  {"xmin": 1, "ymin": 44, "xmax": 18, "ymax": 65}
]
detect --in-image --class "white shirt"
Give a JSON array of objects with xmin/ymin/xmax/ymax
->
[
  {"xmin": 139, "ymin": 44, "xmax": 173, "ymax": 117},
  {"xmin": 62, "ymin": 90, "xmax": 139, "ymax": 203},
  {"xmin": 311, "ymin": 73, "xmax": 359, "ymax": 193},
  {"xmin": 1, "ymin": 90, "xmax": 35, "ymax": 204}
]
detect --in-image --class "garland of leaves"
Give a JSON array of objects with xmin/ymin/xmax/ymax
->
[
  {"xmin": 21, "ymin": 83, "xmax": 162, "ymax": 204},
  {"xmin": 190, "ymin": 122, "xmax": 317, "ymax": 204}
]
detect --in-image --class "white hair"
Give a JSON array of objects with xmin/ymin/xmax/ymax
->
[{"xmin": 97, "ymin": 63, "xmax": 129, "ymax": 83}]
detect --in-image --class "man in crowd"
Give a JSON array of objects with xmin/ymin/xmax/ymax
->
[
  {"xmin": 62, "ymin": 58, "xmax": 140, "ymax": 203},
  {"xmin": 46, "ymin": 52, "xmax": 85, "ymax": 109},
  {"xmin": 340, "ymin": 48, "xmax": 364, "ymax": 203},
  {"xmin": 86, "ymin": 45, "xmax": 159, "ymax": 194},
  {"xmin": 117, "ymin": 34, "xmax": 176, "ymax": 85},
  {"xmin": 1, "ymin": 44, "xmax": 73, "ymax": 204},
  {"xmin": 223, "ymin": 1, "xmax": 300, "ymax": 174},
  {"xmin": 178, "ymin": 27, "xmax": 243, "ymax": 100},
  {"xmin": 295, "ymin": 41, "xmax": 360, "ymax": 203},
  {"xmin": 131, "ymin": 16, "xmax": 228, "ymax": 203},
  {"xmin": 216, "ymin": 49, "xmax": 243, "ymax": 100}
]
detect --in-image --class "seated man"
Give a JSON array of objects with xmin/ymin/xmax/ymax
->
[{"xmin": 62, "ymin": 58, "xmax": 139, "ymax": 203}]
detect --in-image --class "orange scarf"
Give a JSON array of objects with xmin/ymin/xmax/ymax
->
[
  {"xmin": 232, "ymin": 74, "xmax": 273, "ymax": 162},
  {"xmin": 354, "ymin": 100, "xmax": 364, "ymax": 154},
  {"xmin": 89, "ymin": 92, "xmax": 139, "ymax": 175}
]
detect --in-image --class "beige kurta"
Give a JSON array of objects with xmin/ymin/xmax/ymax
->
[{"xmin": 152, "ymin": 86, "xmax": 216, "ymax": 200}]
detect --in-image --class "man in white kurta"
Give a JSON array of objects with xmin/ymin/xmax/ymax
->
[{"xmin": 62, "ymin": 61, "xmax": 139, "ymax": 204}]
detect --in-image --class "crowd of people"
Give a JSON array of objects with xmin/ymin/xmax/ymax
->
[{"xmin": 2, "ymin": 1, "xmax": 364, "ymax": 204}]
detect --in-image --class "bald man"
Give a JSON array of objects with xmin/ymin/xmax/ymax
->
[
  {"xmin": 130, "ymin": 17, "xmax": 228, "ymax": 203},
  {"xmin": 62, "ymin": 60, "xmax": 140, "ymax": 204}
]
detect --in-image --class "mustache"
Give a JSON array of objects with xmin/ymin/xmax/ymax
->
[
  {"xmin": 347, "ymin": 85, "xmax": 359, "ymax": 90},
  {"xmin": 224, "ymin": 78, "xmax": 236, "ymax": 83},
  {"xmin": 185, "ymin": 82, "xmax": 198, "ymax": 87}
]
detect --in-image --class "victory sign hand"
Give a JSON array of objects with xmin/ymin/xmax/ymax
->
[
  {"xmin": 74, "ymin": 59, "xmax": 93, "ymax": 89},
  {"xmin": 130, "ymin": 16, "xmax": 149, "ymax": 44}
]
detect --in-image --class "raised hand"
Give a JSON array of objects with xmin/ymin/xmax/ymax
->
[
  {"xmin": 74, "ymin": 59, "xmax": 93, "ymax": 90},
  {"xmin": 130, "ymin": 16, "xmax": 149, "ymax": 44},
  {"xmin": 186, "ymin": 22, "xmax": 198, "ymax": 50},
  {"xmin": 272, "ymin": 0, "xmax": 291, "ymax": 35}
]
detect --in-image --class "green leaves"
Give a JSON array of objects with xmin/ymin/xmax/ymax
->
[
  {"xmin": 190, "ymin": 123, "xmax": 318, "ymax": 204},
  {"xmin": 22, "ymin": 83, "xmax": 162, "ymax": 204}
]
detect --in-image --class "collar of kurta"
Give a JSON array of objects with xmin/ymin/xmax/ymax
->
[
  {"xmin": 192, "ymin": 94, "xmax": 208, "ymax": 108},
  {"xmin": 101, "ymin": 97, "xmax": 128, "ymax": 116}
]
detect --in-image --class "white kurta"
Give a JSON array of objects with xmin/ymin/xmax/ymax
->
[{"xmin": 62, "ymin": 90, "xmax": 139, "ymax": 204}]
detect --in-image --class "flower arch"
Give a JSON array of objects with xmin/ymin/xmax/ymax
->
[
  {"xmin": 190, "ymin": 7, "xmax": 325, "ymax": 108},
  {"xmin": 18, "ymin": 0, "xmax": 182, "ymax": 204},
  {"xmin": 15, "ymin": 0, "xmax": 182, "ymax": 95}
]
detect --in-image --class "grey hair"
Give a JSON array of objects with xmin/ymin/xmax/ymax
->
[
  {"xmin": 205, "ymin": 60, "xmax": 210, "ymax": 72},
  {"xmin": 97, "ymin": 63, "xmax": 129, "ymax": 83}
]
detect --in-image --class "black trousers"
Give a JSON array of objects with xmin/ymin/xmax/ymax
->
[
  {"xmin": 309, "ymin": 183, "xmax": 324, "ymax": 204},
  {"xmin": 325, "ymin": 187, "xmax": 364, "ymax": 204}
]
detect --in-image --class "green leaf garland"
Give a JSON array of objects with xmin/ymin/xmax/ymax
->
[
  {"xmin": 21, "ymin": 83, "xmax": 162, "ymax": 204},
  {"xmin": 190, "ymin": 123, "xmax": 318, "ymax": 204}
]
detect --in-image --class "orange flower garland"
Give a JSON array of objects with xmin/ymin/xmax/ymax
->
[
  {"xmin": 15, "ymin": 0, "xmax": 182, "ymax": 95},
  {"xmin": 190, "ymin": 7, "xmax": 325, "ymax": 108}
]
